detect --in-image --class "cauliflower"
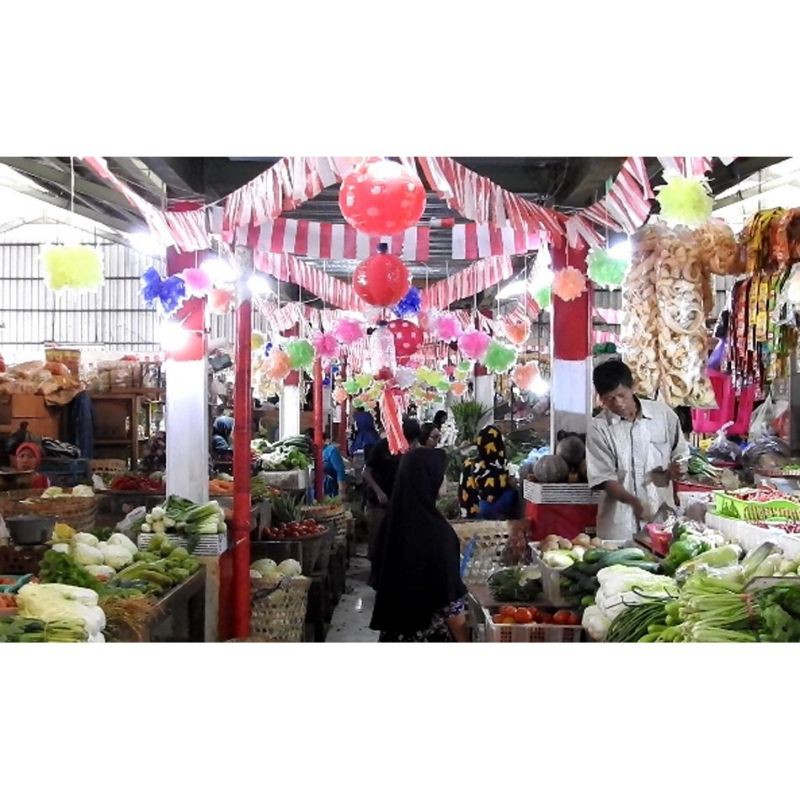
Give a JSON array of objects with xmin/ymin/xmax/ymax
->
[
  {"xmin": 101, "ymin": 545, "xmax": 134, "ymax": 570},
  {"xmin": 84, "ymin": 564, "xmax": 116, "ymax": 581},
  {"xmin": 73, "ymin": 532, "xmax": 100, "ymax": 548},
  {"xmin": 71, "ymin": 543, "xmax": 104, "ymax": 566},
  {"xmin": 107, "ymin": 533, "xmax": 138, "ymax": 557}
]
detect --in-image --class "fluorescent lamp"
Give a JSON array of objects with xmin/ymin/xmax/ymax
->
[
  {"xmin": 247, "ymin": 273, "xmax": 273, "ymax": 296},
  {"xmin": 496, "ymin": 279, "xmax": 527, "ymax": 301},
  {"xmin": 607, "ymin": 239, "xmax": 631, "ymax": 263},
  {"xmin": 201, "ymin": 257, "xmax": 240, "ymax": 285},
  {"xmin": 160, "ymin": 321, "xmax": 191, "ymax": 352},
  {"xmin": 531, "ymin": 375, "xmax": 549, "ymax": 395},
  {"xmin": 127, "ymin": 232, "xmax": 166, "ymax": 256}
]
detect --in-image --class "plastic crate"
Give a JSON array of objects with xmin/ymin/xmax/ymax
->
[
  {"xmin": 484, "ymin": 612, "xmax": 582, "ymax": 643},
  {"xmin": 451, "ymin": 520, "xmax": 520, "ymax": 583},
  {"xmin": 713, "ymin": 491, "xmax": 800, "ymax": 521},
  {"xmin": 138, "ymin": 531, "xmax": 228, "ymax": 557},
  {"xmin": 530, "ymin": 547, "xmax": 572, "ymax": 607},
  {"xmin": 523, "ymin": 481, "xmax": 601, "ymax": 505},
  {"xmin": 0, "ymin": 573, "xmax": 33, "ymax": 594}
]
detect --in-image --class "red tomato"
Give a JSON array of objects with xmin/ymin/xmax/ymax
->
[
  {"xmin": 553, "ymin": 610, "xmax": 574, "ymax": 625},
  {"xmin": 492, "ymin": 613, "xmax": 505, "ymax": 624},
  {"xmin": 501, "ymin": 616, "xmax": 517, "ymax": 625},
  {"xmin": 539, "ymin": 612, "xmax": 554, "ymax": 624},
  {"xmin": 499, "ymin": 605, "xmax": 517, "ymax": 618},
  {"xmin": 514, "ymin": 608, "xmax": 533, "ymax": 624},
  {"xmin": 528, "ymin": 607, "xmax": 541, "ymax": 623}
]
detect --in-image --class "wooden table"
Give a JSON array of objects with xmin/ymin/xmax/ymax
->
[{"xmin": 134, "ymin": 567, "xmax": 207, "ymax": 642}]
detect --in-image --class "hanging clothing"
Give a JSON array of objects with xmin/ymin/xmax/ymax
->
[
  {"xmin": 351, "ymin": 410, "xmax": 380, "ymax": 457},
  {"xmin": 67, "ymin": 391, "xmax": 95, "ymax": 458},
  {"xmin": 459, "ymin": 425, "xmax": 511, "ymax": 519},
  {"xmin": 370, "ymin": 447, "xmax": 467, "ymax": 640}
]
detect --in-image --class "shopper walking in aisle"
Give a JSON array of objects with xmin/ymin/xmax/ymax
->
[
  {"xmin": 370, "ymin": 447, "xmax": 469, "ymax": 642},
  {"xmin": 350, "ymin": 409, "xmax": 380, "ymax": 459},
  {"xmin": 586, "ymin": 359, "xmax": 689, "ymax": 541},
  {"xmin": 419, "ymin": 422, "xmax": 442, "ymax": 448},
  {"xmin": 433, "ymin": 409, "xmax": 448, "ymax": 429},
  {"xmin": 363, "ymin": 417, "xmax": 421, "ymax": 562},
  {"xmin": 458, "ymin": 425, "xmax": 517, "ymax": 520}
]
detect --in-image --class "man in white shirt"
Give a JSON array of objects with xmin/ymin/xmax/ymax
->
[{"xmin": 586, "ymin": 360, "xmax": 689, "ymax": 541}]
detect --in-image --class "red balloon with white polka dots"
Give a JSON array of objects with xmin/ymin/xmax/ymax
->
[
  {"xmin": 338, "ymin": 157, "xmax": 427, "ymax": 236},
  {"xmin": 387, "ymin": 319, "xmax": 423, "ymax": 364}
]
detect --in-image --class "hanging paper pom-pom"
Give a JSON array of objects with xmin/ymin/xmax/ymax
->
[
  {"xmin": 285, "ymin": 339, "xmax": 315, "ymax": 371},
  {"xmin": 450, "ymin": 380, "xmax": 468, "ymax": 397},
  {"xmin": 512, "ymin": 362, "xmax": 539, "ymax": 391},
  {"xmin": 263, "ymin": 348, "xmax": 291, "ymax": 381},
  {"xmin": 417, "ymin": 310, "xmax": 437, "ymax": 333},
  {"xmin": 355, "ymin": 373, "xmax": 374, "ymax": 390},
  {"xmin": 655, "ymin": 172, "xmax": 713, "ymax": 229},
  {"xmin": 333, "ymin": 385, "xmax": 349, "ymax": 404},
  {"xmin": 552, "ymin": 267, "xmax": 587, "ymax": 302},
  {"xmin": 141, "ymin": 267, "xmax": 186, "ymax": 316},
  {"xmin": 333, "ymin": 317, "xmax": 365, "ymax": 345},
  {"xmin": 531, "ymin": 285, "xmax": 551, "ymax": 311},
  {"xmin": 501, "ymin": 317, "xmax": 531, "ymax": 346},
  {"xmin": 587, "ymin": 248, "xmax": 629, "ymax": 288},
  {"xmin": 251, "ymin": 332, "xmax": 266, "ymax": 351},
  {"xmin": 482, "ymin": 341, "xmax": 517, "ymax": 374},
  {"xmin": 42, "ymin": 245, "xmax": 104, "ymax": 293},
  {"xmin": 395, "ymin": 366, "xmax": 416, "ymax": 389},
  {"xmin": 207, "ymin": 287, "xmax": 234, "ymax": 315},
  {"xmin": 343, "ymin": 378, "xmax": 360, "ymax": 395},
  {"xmin": 312, "ymin": 331, "xmax": 340, "ymax": 360},
  {"xmin": 458, "ymin": 329, "xmax": 491, "ymax": 361},
  {"xmin": 435, "ymin": 313, "xmax": 463, "ymax": 342},
  {"xmin": 181, "ymin": 267, "xmax": 213, "ymax": 297},
  {"xmin": 393, "ymin": 286, "xmax": 422, "ymax": 317}
]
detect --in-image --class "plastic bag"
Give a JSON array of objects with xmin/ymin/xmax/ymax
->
[
  {"xmin": 706, "ymin": 422, "xmax": 742, "ymax": 463},
  {"xmin": 741, "ymin": 435, "xmax": 791, "ymax": 469},
  {"xmin": 749, "ymin": 395, "xmax": 775, "ymax": 441}
]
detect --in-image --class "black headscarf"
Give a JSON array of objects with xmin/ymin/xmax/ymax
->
[{"xmin": 370, "ymin": 447, "xmax": 466, "ymax": 636}]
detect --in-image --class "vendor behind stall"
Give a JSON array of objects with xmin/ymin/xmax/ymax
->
[
  {"xmin": 211, "ymin": 416, "xmax": 234, "ymax": 455},
  {"xmin": 12, "ymin": 442, "xmax": 50, "ymax": 489},
  {"xmin": 586, "ymin": 360, "xmax": 689, "ymax": 541}
]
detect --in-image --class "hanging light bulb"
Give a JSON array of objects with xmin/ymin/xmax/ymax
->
[
  {"xmin": 201, "ymin": 257, "xmax": 240, "ymax": 286},
  {"xmin": 246, "ymin": 272, "xmax": 273, "ymax": 296}
]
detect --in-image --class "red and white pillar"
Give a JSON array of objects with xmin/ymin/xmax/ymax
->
[{"xmin": 549, "ymin": 240, "xmax": 592, "ymax": 442}]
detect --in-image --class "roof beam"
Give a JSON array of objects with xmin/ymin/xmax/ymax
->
[
  {"xmin": 139, "ymin": 157, "xmax": 205, "ymax": 200},
  {"xmin": 108, "ymin": 157, "xmax": 167, "ymax": 204},
  {"xmin": 0, "ymin": 157, "xmax": 143, "ymax": 219}
]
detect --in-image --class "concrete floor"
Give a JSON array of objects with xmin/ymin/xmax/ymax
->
[{"xmin": 326, "ymin": 549, "xmax": 379, "ymax": 643}]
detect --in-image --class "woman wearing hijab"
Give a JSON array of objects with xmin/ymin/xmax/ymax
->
[
  {"xmin": 350, "ymin": 410, "xmax": 380, "ymax": 459},
  {"xmin": 370, "ymin": 447, "xmax": 469, "ymax": 642},
  {"xmin": 13, "ymin": 442, "xmax": 50, "ymax": 489},
  {"xmin": 459, "ymin": 425, "xmax": 517, "ymax": 520},
  {"xmin": 211, "ymin": 416, "xmax": 234, "ymax": 454}
]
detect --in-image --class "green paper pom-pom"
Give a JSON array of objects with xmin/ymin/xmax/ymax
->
[
  {"xmin": 285, "ymin": 339, "xmax": 315, "ymax": 370},
  {"xmin": 532, "ymin": 286, "xmax": 551, "ymax": 311},
  {"xmin": 587, "ymin": 248, "xmax": 629, "ymax": 288},
  {"xmin": 482, "ymin": 341, "xmax": 517, "ymax": 374},
  {"xmin": 655, "ymin": 173, "xmax": 713, "ymax": 229},
  {"xmin": 355, "ymin": 373, "xmax": 374, "ymax": 390},
  {"xmin": 343, "ymin": 379, "xmax": 360, "ymax": 395}
]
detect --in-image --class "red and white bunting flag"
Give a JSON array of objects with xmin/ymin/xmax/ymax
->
[
  {"xmin": 452, "ymin": 223, "xmax": 538, "ymax": 259},
  {"xmin": 422, "ymin": 255, "xmax": 514, "ymax": 309}
]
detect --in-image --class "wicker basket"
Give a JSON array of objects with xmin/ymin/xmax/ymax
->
[
  {"xmin": 91, "ymin": 459, "xmax": 127, "ymax": 482},
  {"xmin": 251, "ymin": 531, "xmax": 325, "ymax": 576},
  {"xmin": 0, "ymin": 495, "xmax": 97, "ymax": 531},
  {"xmin": 248, "ymin": 576, "xmax": 311, "ymax": 642},
  {"xmin": 301, "ymin": 504, "xmax": 345, "ymax": 522}
]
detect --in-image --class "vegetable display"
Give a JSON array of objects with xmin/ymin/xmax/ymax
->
[
  {"xmin": 109, "ymin": 533, "xmax": 201, "ymax": 596},
  {"xmin": 259, "ymin": 520, "xmax": 327, "ymax": 541},
  {"xmin": 0, "ymin": 616, "xmax": 88, "ymax": 643},
  {"xmin": 16, "ymin": 582, "xmax": 106, "ymax": 641},
  {"xmin": 491, "ymin": 605, "xmax": 580, "ymax": 626},
  {"xmin": 139, "ymin": 496, "xmax": 226, "ymax": 552},
  {"xmin": 108, "ymin": 473, "xmax": 165, "ymax": 493},
  {"xmin": 488, "ymin": 566, "xmax": 543, "ymax": 603},
  {"xmin": 252, "ymin": 436, "xmax": 313, "ymax": 472}
]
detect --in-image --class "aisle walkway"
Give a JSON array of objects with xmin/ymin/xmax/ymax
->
[{"xmin": 326, "ymin": 549, "xmax": 379, "ymax": 642}]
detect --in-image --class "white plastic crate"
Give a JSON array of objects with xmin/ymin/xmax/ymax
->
[
  {"xmin": 523, "ymin": 481, "xmax": 601, "ymax": 505},
  {"xmin": 484, "ymin": 611, "xmax": 582, "ymax": 643},
  {"xmin": 530, "ymin": 547, "xmax": 572, "ymax": 607},
  {"xmin": 138, "ymin": 531, "xmax": 228, "ymax": 557},
  {"xmin": 258, "ymin": 469, "xmax": 309, "ymax": 490}
]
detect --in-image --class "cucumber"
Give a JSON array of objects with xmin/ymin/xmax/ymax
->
[
  {"xmin": 581, "ymin": 595, "xmax": 595, "ymax": 608},
  {"xmin": 597, "ymin": 548, "xmax": 647, "ymax": 567},
  {"xmin": 583, "ymin": 549, "xmax": 605, "ymax": 564}
]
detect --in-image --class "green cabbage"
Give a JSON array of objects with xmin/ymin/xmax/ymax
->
[
  {"xmin": 72, "ymin": 543, "xmax": 104, "ymax": 566},
  {"xmin": 277, "ymin": 559, "xmax": 302, "ymax": 578}
]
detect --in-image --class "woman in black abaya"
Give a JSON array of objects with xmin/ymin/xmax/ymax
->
[{"xmin": 370, "ymin": 447, "xmax": 469, "ymax": 642}]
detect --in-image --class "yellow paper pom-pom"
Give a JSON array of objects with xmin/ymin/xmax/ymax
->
[
  {"xmin": 42, "ymin": 246, "xmax": 104, "ymax": 292},
  {"xmin": 552, "ymin": 267, "xmax": 587, "ymax": 302},
  {"xmin": 655, "ymin": 172, "xmax": 713, "ymax": 229},
  {"xmin": 251, "ymin": 332, "xmax": 266, "ymax": 351}
]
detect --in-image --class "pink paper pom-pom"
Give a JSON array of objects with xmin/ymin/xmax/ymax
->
[
  {"xmin": 181, "ymin": 268, "xmax": 213, "ymax": 297},
  {"xmin": 458, "ymin": 328, "xmax": 491, "ymax": 361},
  {"xmin": 435, "ymin": 313, "xmax": 463, "ymax": 342},
  {"xmin": 333, "ymin": 317, "xmax": 365, "ymax": 345},
  {"xmin": 552, "ymin": 267, "xmax": 588, "ymax": 302},
  {"xmin": 312, "ymin": 331, "xmax": 340, "ymax": 359}
]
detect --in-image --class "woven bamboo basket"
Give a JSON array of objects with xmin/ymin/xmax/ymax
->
[
  {"xmin": 0, "ymin": 495, "xmax": 97, "ymax": 532},
  {"xmin": 91, "ymin": 459, "xmax": 127, "ymax": 482},
  {"xmin": 246, "ymin": 576, "xmax": 312, "ymax": 642},
  {"xmin": 301, "ymin": 503, "xmax": 345, "ymax": 522}
]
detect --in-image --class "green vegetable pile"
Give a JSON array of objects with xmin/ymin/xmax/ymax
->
[
  {"xmin": 0, "ymin": 616, "xmax": 87, "ymax": 643},
  {"xmin": 687, "ymin": 451, "xmax": 722, "ymax": 482},
  {"xmin": 254, "ymin": 436, "xmax": 313, "ymax": 471},
  {"xmin": 488, "ymin": 566, "xmax": 543, "ymax": 603},
  {"xmin": 109, "ymin": 533, "xmax": 200, "ymax": 596},
  {"xmin": 139, "ymin": 495, "xmax": 226, "ymax": 553}
]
